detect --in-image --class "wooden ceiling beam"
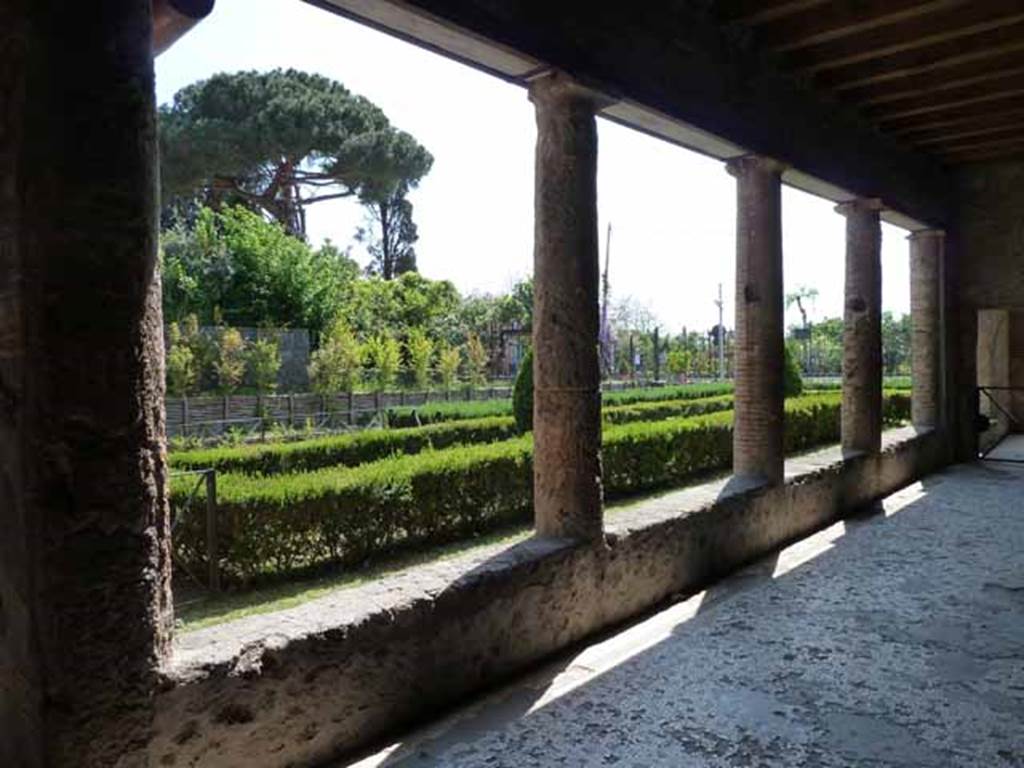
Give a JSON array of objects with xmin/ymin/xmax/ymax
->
[
  {"xmin": 937, "ymin": 142, "xmax": 1024, "ymax": 163},
  {"xmin": 763, "ymin": 0, "xmax": 963, "ymax": 55},
  {"xmin": 880, "ymin": 100, "xmax": 1024, "ymax": 135},
  {"xmin": 820, "ymin": 32, "xmax": 1024, "ymax": 91},
  {"xmin": 886, "ymin": 108, "xmax": 1024, "ymax": 138},
  {"xmin": 929, "ymin": 134, "xmax": 1024, "ymax": 155},
  {"xmin": 721, "ymin": 0, "xmax": 832, "ymax": 27},
  {"xmin": 857, "ymin": 64, "xmax": 1024, "ymax": 107},
  {"xmin": 787, "ymin": 4, "xmax": 1024, "ymax": 75},
  {"xmin": 911, "ymin": 123, "xmax": 1024, "ymax": 147},
  {"xmin": 870, "ymin": 87, "xmax": 1024, "ymax": 122}
]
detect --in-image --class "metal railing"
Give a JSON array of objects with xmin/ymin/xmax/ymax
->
[{"xmin": 977, "ymin": 386, "xmax": 1024, "ymax": 463}]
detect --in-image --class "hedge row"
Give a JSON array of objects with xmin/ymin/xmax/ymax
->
[
  {"xmin": 174, "ymin": 393, "xmax": 910, "ymax": 583},
  {"xmin": 171, "ymin": 393, "xmax": 742, "ymax": 476},
  {"xmin": 170, "ymin": 416, "xmax": 518, "ymax": 476},
  {"xmin": 172, "ymin": 389, "xmax": 909, "ymax": 476},
  {"xmin": 387, "ymin": 382, "xmax": 735, "ymax": 427}
]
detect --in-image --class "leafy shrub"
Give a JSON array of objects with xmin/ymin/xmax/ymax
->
[
  {"xmin": 248, "ymin": 335, "xmax": 281, "ymax": 394},
  {"xmin": 436, "ymin": 343, "xmax": 461, "ymax": 391},
  {"xmin": 405, "ymin": 328, "xmax": 435, "ymax": 390},
  {"xmin": 784, "ymin": 345, "xmax": 803, "ymax": 398},
  {"xmin": 308, "ymin": 319, "xmax": 363, "ymax": 395},
  {"xmin": 364, "ymin": 334, "xmax": 402, "ymax": 392},
  {"xmin": 166, "ymin": 322, "xmax": 197, "ymax": 396},
  {"xmin": 215, "ymin": 327, "xmax": 247, "ymax": 394},
  {"xmin": 465, "ymin": 333, "xmax": 489, "ymax": 387},
  {"xmin": 512, "ymin": 349, "xmax": 533, "ymax": 434},
  {"xmin": 174, "ymin": 393, "xmax": 912, "ymax": 583}
]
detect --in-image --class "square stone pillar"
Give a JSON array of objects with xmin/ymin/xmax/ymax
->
[
  {"xmin": 528, "ymin": 72, "xmax": 604, "ymax": 541},
  {"xmin": 727, "ymin": 156, "xmax": 786, "ymax": 485},
  {"xmin": 0, "ymin": 3, "xmax": 170, "ymax": 766},
  {"xmin": 909, "ymin": 230, "xmax": 944, "ymax": 429},
  {"xmin": 836, "ymin": 198, "xmax": 884, "ymax": 455}
]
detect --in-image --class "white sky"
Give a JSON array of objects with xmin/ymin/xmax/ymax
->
[{"xmin": 155, "ymin": 0, "xmax": 912, "ymax": 333}]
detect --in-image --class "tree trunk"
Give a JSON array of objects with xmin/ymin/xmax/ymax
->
[{"xmin": 380, "ymin": 200, "xmax": 393, "ymax": 280}]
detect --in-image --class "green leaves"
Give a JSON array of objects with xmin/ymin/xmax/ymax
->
[
  {"xmin": 159, "ymin": 69, "xmax": 433, "ymax": 238},
  {"xmin": 171, "ymin": 392, "xmax": 913, "ymax": 584}
]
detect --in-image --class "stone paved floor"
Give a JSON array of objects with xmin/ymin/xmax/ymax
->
[
  {"xmin": 349, "ymin": 460, "xmax": 1024, "ymax": 767},
  {"xmin": 986, "ymin": 433, "xmax": 1024, "ymax": 462}
]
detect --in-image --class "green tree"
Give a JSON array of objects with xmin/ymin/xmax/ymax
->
[
  {"xmin": 215, "ymin": 327, "xmax": 247, "ymax": 394},
  {"xmin": 247, "ymin": 335, "xmax": 281, "ymax": 394},
  {"xmin": 160, "ymin": 69, "xmax": 433, "ymax": 238},
  {"xmin": 364, "ymin": 334, "xmax": 402, "ymax": 392},
  {"xmin": 666, "ymin": 346, "xmax": 692, "ymax": 381},
  {"xmin": 786, "ymin": 285, "xmax": 818, "ymax": 373},
  {"xmin": 464, "ymin": 333, "xmax": 489, "ymax": 387},
  {"xmin": 882, "ymin": 311, "xmax": 912, "ymax": 375},
  {"xmin": 405, "ymin": 328, "xmax": 435, "ymax": 390},
  {"xmin": 161, "ymin": 205, "xmax": 359, "ymax": 337},
  {"xmin": 437, "ymin": 343, "xmax": 462, "ymax": 391},
  {"xmin": 166, "ymin": 322, "xmax": 197, "ymax": 396},
  {"xmin": 357, "ymin": 191, "xmax": 420, "ymax": 279},
  {"xmin": 783, "ymin": 345, "xmax": 804, "ymax": 398},
  {"xmin": 308, "ymin": 319, "xmax": 363, "ymax": 394},
  {"xmin": 341, "ymin": 272, "xmax": 460, "ymax": 341}
]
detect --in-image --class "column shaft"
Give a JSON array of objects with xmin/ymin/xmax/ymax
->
[
  {"xmin": 728, "ymin": 156, "xmax": 786, "ymax": 485},
  {"xmin": 529, "ymin": 73, "xmax": 603, "ymax": 540},
  {"xmin": 838, "ymin": 199, "xmax": 883, "ymax": 454},
  {"xmin": 909, "ymin": 230, "xmax": 944, "ymax": 428},
  {"xmin": 0, "ymin": 3, "xmax": 169, "ymax": 766}
]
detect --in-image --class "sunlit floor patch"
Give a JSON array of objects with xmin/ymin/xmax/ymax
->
[{"xmin": 344, "ymin": 460, "xmax": 1024, "ymax": 767}]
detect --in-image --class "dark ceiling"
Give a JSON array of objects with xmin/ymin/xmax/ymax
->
[{"xmin": 714, "ymin": 0, "xmax": 1024, "ymax": 165}]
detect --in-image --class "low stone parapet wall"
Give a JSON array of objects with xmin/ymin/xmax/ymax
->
[{"xmin": 149, "ymin": 426, "xmax": 949, "ymax": 767}]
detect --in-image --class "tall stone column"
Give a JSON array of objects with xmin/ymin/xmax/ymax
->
[
  {"xmin": 909, "ymin": 229, "xmax": 944, "ymax": 428},
  {"xmin": 727, "ymin": 156, "xmax": 786, "ymax": 485},
  {"xmin": 0, "ymin": 3, "xmax": 170, "ymax": 766},
  {"xmin": 528, "ymin": 72, "xmax": 603, "ymax": 541},
  {"xmin": 837, "ymin": 198, "xmax": 884, "ymax": 455}
]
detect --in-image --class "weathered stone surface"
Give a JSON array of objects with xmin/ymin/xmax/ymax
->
[
  {"xmin": 728, "ymin": 155, "xmax": 786, "ymax": 485},
  {"xmin": 910, "ymin": 230, "xmax": 944, "ymax": 430},
  {"xmin": 0, "ymin": 3, "xmax": 170, "ymax": 766},
  {"xmin": 837, "ymin": 198, "xmax": 883, "ymax": 455},
  {"xmin": 150, "ymin": 428, "xmax": 945, "ymax": 767},
  {"xmin": 529, "ymin": 71, "xmax": 603, "ymax": 541},
  {"xmin": 977, "ymin": 309, "xmax": 1011, "ymax": 451},
  {"xmin": 360, "ymin": 458, "xmax": 1024, "ymax": 768}
]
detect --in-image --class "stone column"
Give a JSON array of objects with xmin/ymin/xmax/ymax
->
[
  {"xmin": 727, "ymin": 156, "xmax": 786, "ymax": 485},
  {"xmin": 528, "ymin": 72, "xmax": 603, "ymax": 540},
  {"xmin": 909, "ymin": 230, "xmax": 944, "ymax": 428},
  {"xmin": 0, "ymin": 3, "xmax": 169, "ymax": 766},
  {"xmin": 837, "ymin": 198, "xmax": 884, "ymax": 455}
]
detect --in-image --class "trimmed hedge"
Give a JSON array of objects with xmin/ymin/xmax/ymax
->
[
  {"xmin": 388, "ymin": 381, "xmax": 736, "ymax": 427},
  {"xmin": 603, "ymin": 394, "xmax": 734, "ymax": 425},
  {"xmin": 174, "ymin": 392, "xmax": 911, "ymax": 583},
  {"xmin": 170, "ymin": 416, "xmax": 518, "ymax": 476},
  {"xmin": 173, "ymin": 390, "xmax": 911, "ymax": 478},
  {"xmin": 172, "ymin": 393, "xmax": 739, "ymax": 476}
]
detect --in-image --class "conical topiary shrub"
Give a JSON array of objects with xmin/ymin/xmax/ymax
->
[{"xmin": 513, "ymin": 348, "xmax": 534, "ymax": 434}]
